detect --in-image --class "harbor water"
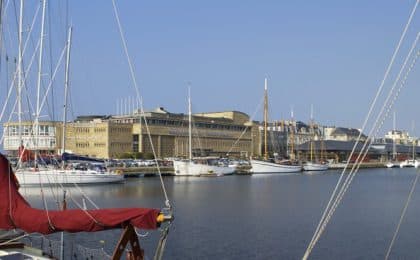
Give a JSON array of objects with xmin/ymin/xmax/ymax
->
[{"xmin": 22, "ymin": 167, "xmax": 420, "ymax": 259}]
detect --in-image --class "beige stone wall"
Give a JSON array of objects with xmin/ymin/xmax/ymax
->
[
  {"xmin": 139, "ymin": 122, "xmax": 253, "ymax": 158},
  {"xmin": 193, "ymin": 111, "xmax": 250, "ymax": 125},
  {"xmin": 65, "ymin": 122, "xmax": 108, "ymax": 158},
  {"xmin": 108, "ymin": 123, "xmax": 133, "ymax": 158},
  {"xmin": 65, "ymin": 121, "xmax": 132, "ymax": 159},
  {"xmin": 4, "ymin": 111, "xmax": 257, "ymax": 159}
]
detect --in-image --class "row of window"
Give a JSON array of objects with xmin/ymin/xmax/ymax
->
[
  {"xmin": 94, "ymin": 128, "xmax": 106, "ymax": 133},
  {"xmin": 110, "ymin": 142, "xmax": 131, "ymax": 148},
  {"xmin": 76, "ymin": 128, "xmax": 90, "ymax": 133},
  {"xmin": 136, "ymin": 118, "xmax": 246, "ymax": 131},
  {"xmin": 5, "ymin": 125, "xmax": 54, "ymax": 136},
  {"xmin": 4, "ymin": 137, "xmax": 56, "ymax": 149},
  {"xmin": 76, "ymin": 143, "xmax": 89, "ymax": 148},
  {"xmin": 110, "ymin": 128, "xmax": 131, "ymax": 133}
]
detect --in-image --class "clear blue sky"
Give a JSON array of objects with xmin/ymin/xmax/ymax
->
[{"xmin": 26, "ymin": 1, "xmax": 420, "ymax": 134}]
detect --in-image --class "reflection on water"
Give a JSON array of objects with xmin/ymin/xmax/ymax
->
[{"xmin": 20, "ymin": 168, "xmax": 420, "ymax": 259}]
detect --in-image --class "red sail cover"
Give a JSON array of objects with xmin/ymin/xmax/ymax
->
[
  {"xmin": 18, "ymin": 145, "xmax": 34, "ymax": 162},
  {"xmin": 0, "ymin": 154, "xmax": 160, "ymax": 234}
]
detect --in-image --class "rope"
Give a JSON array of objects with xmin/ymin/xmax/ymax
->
[
  {"xmin": 111, "ymin": 0, "xmax": 171, "ymax": 208},
  {"xmin": 311, "ymin": 40, "xmax": 420, "ymax": 254},
  {"xmin": 306, "ymin": 41, "xmax": 419, "ymax": 260},
  {"xmin": 385, "ymin": 171, "xmax": 420, "ymax": 260},
  {"xmin": 153, "ymin": 223, "xmax": 171, "ymax": 260},
  {"xmin": 302, "ymin": 1, "xmax": 419, "ymax": 258},
  {"xmin": 0, "ymin": 232, "xmax": 30, "ymax": 246},
  {"xmin": 227, "ymin": 94, "xmax": 264, "ymax": 155}
]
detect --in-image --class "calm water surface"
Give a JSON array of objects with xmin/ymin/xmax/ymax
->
[{"xmin": 22, "ymin": 168, "xmax": 420, "ymax": 259}]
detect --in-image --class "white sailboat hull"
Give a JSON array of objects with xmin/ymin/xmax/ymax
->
[
  {"xmin": 385, "ymin": 161, "xmax": 399, "ymax": 168},
  {"xmin": 250, "ymin": 160, "xmax": 302, "ymax": 174},
  {"xmin": 303, "ymin": 162, "xmax": 329, "ymax": 171},
  {"xmin": 173, "ymin": 161, "xmax": 236, "ymax": 176},
  {"xmin": 399, "ymin": 159, "xmax": 419, "ymax": 168},
  {"xmin": 15, "ymin": 169, "xmax": 125, "ymax": 185}
]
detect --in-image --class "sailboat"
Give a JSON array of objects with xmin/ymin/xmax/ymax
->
[
  {"xmin": 250, "ymin": 78, "xmax": 302, "ymax": 174},
  {"xmin": 12, "ymin": 24, "xmax": 123, "ymax": 186},
  {"xmin": 0, "ymin": 1, "xmax": 173, "ymax": 259},
  {"xmin": 303, "ymin": 106, "xmax": 328, "ymax": 171},
  {"xmin": 0, "ymin": 153, "xmax": 171, "ymax": 259},
  {"xmin": 399, "ymin": 121, "xmax": 419, "ymax": 168},
  {"xmin": 385, "ymin": 112, "xmax": 399, "ymax": 168},
  {"xmin": 173, "ymin": 88, "xmax": 236, "ymax": 176}
]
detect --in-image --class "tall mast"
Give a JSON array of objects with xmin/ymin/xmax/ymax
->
[
  {"xmin": 17, "ymin": 0, "xmax": 24, "ymax": 150},
  {"xmin": 34, "ymin": 0, "xmax": 47, "ymax": 165},
  {"xmin": 412, "ymin": 120, "xmax": 415, "ymax": 160},
  {"xmin": 62, "ymin": 26, "xmax": 72, "ymax": 155},
  {"xmin": 392, "ymin": 111, "xmax": 396, "ymax": 160},
  {"xmin": 310, "ymin": 104, "xmax": 314, "ymax": 162},
  {"xmin": 290, "ymin": 107, "xmax": 295, "ymax": 160},
  {"xmin": 188, "ymin": 85, "xmax": 192, "ymax": 161},
  {"xmin": 264, "ymin": 78, "xmax": 268, "ymax": 160}
]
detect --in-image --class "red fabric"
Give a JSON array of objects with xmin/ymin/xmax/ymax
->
[
  {"xmin": 18, "ymin": 146, "xmax": 34, "ymax": 162},
  {"xmin": 0, "ymin": 154, "xmax": 160, "ymax": 234}
]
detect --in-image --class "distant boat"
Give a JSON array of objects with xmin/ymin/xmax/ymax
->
[
  {"xmin": 250, "ymin": 78, "xmax": 302, "ymax": 174},
  {"xmin": 303, "ymin": 161, "xmax": 329, "ymax": 171},
  {"xmin": 385, "ymin": 161, "xmax": 398, "ymax": 168},
  {"xmin": 173, "ymin": 88, "xmax": 235, "ymax": 176},
  {"xmin": 399, "ymin": 120, "xmax": 418, "ymax": 168},
  {"xmin": 15, "ymin": 167, "xmax": 125, "ymax": 185},
  {"xmin": 15, "ymin": 150, "xmax": 124, "ymax": 186},
  {"xmin": 174, "ymin": 158, "xmax": 235, "ymax": 176},
  {"xmin": 251, "ymin": 159, "xmax": 302, "ymax": 173},
  {"xmin": 303, "ymin": 106, "xmax": 329, "ymax": 172},
  {"xmin": 399, "ymin": 159, "xmax": 419, "ymax": 168},
  {"xmin": 385, "ymin": 112, "xmax": 400, "ymax": 168}
]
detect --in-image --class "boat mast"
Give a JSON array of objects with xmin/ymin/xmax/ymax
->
[
  {"xmin": 17, "ymin": 0, "xmax": 23, "ymax": 154},
  {"xmin": 290, "ymin": 107, "xmax": 295, "ymax": 160},
  {"xmin": 310, "ymin": 104, "xmax": 314, "ymax": 162},
  {"xmin": 264, "ymin": 78, "xmax": 268, "ymax": 160},
  {"xmin": 35, "ymin": 0, "xmax": 47, "ymax": 166},
  {"xmin": 412, "ymin": 120, "xmax": 415, "ymax": 160},
  {"xmin": 62, "ymin": 26, "xmax": 72, "ymax": 156},
  {"xmin": 392, "ymin": 111, "xmax": 396, "ymax": 160},
  {"xmin": 188, "ymin": 85, "xmax": 192, "ymax": 161}
]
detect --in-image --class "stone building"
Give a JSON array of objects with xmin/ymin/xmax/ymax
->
[
  {"xmin": 3, "ymin": 121, "xmax": 60, "ymax": 156},
  {"xmin": 112, "ymin": 108, "xmax": 253, "ymax": 159},
  {"xmin": 3, "ymin": 109, "xmax": 255, "ymax": 159}
]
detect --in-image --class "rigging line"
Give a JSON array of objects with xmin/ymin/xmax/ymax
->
[
  {"xmin": 2, "ymin": 3, "xmax": 41, "ymax": 123},
  {"xmin": 311, "ymin": 54, "xmax": 420, "ymax": 260},
  {"xmin": 35, "ymin": 179, "xmax": 104, "ymax": 225},
  {"xmin": 306, "ymin": 6, "xmax": 419, "ymax": 257},
  {"xmin": 385, "ymin": 171, "xmax": 420, "ymax": 260},
  {"xmin": 39, "ymin": 174, "xmax": 56, "ymax": 231},
  {"xmin": 316, "ymin": 39, "xmax": 420, "ymax": 244},
  {"xmin": 303, "ymin": 2, "xmax": 419, "ymax": 257},
  {"xmin": 336, "ymin": 44, "xmax": 420, "ymax": 219},
  {"xmin": 308, "ymin": 48, "xmax": 420, "ymax": 258},
  {"xmin": 331, "ymin": 50, "xmax": 420, "ymax": 242},
  {"xmin": 15, "ymin": 7, "xmax": 42, "ymax": 124},
  {"xmin": 5, "ymin": 40, "xmax": 41, "ymax": 166},
  {"xmin": 227, "ymin": 94, "xmax": 264, "ymax": 155},
  {"xmin": 111, "ymin": 0, "xmax": 170, "ymax": 207},
  {"xmin": 46, "ymin": 0, "xmax": 55, "ymax": 121},
  {"xmin": 37, "ymin": 44, "xmax": 66, "ymax": 118},
  {"xmin": 0, "ymin": 232, "xmax": 30, "ymax": 246},
  {"xmin": 73, "ymin": 183, "xmax": 99, "ymax": 209}
]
